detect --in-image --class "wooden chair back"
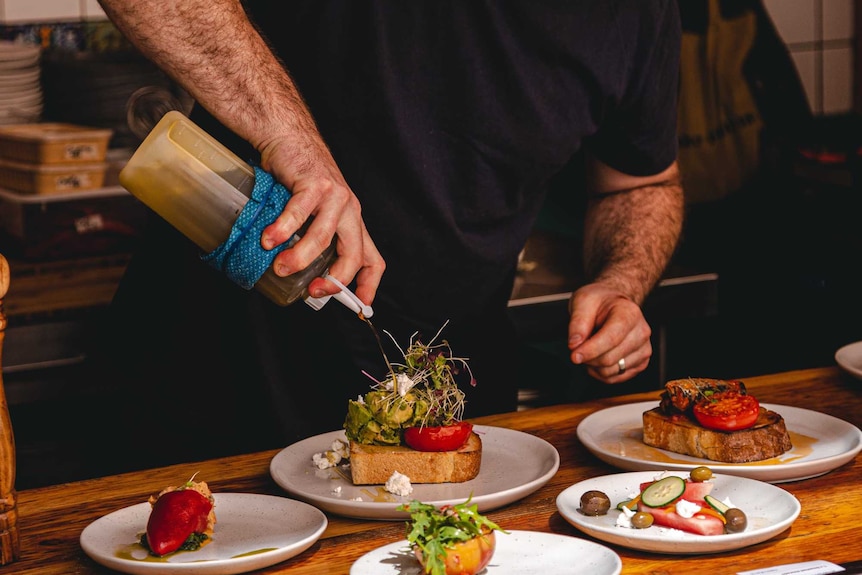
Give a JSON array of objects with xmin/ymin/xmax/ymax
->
[{"xmin": 0, "ymin": 254, "xmax": 19, "ymax": 564}]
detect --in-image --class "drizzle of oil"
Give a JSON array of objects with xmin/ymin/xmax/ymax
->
[
  {"xmin": 360, "ymin": 314, "xmax": 396, "ymax": 380},
  {"xmin": 114, "ymin": 541, "xmax": 207, "ymax": 563},
  {"xmin": 359, "ymin": 486, "xmax": 398, "ymax": 503},
  {"xmin": 610, "ymin": 427, "xmax": 816, "ymax": 466},
  {"xmin": 331, "ymin": 463, "xmax": 352, "ymax": 482},
  {"xmin": 233, "ymin": 548, "xmax": 278, "ymax": 558},
  {"xmin": 114, "ymin": 541, "xmax": 278, "ymax": 562}
]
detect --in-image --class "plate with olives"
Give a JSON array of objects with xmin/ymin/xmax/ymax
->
[{"xmin": 556, "ymin": 469, "xmax": 801, "ymax": 554}]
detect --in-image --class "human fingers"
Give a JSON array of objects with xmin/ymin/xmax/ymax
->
[
  {"xmin": 568, "ymin": 284, "xmax": 652, "ymax": 383},
  {"xmin": 343, "ymin": 224, "xmax": 386, "ymax": 305},
  {"xmin": 256, "ymin": 133, "xmax": 383, "ymax": 302},
  {"xmin": 308, "ymin": 222, "xmax": 386, "ymax": 305},
  {"xmin": 567, "ymin": 283, "xmax": 633, "ymax": 361},
  {"xmin": 583, "ymin": 323, "xmax": 653, "ymax": 384},
  {"xmin": 261, "ymin": 174, "xmax": 353, "ymax": 274},
  {"xmin": 256, "ymin": 131, "xmax": 353, "ymax": 271}
]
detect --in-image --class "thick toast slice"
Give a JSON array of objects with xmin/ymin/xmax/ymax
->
[
  {"xmin": 349, "ymin": 432, "xmax": 482, "ymax": 485},
  {"xmin": 642, "ymin": 407, "xmax": 792, "ymax": 463}
]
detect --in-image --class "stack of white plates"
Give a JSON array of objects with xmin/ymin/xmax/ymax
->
[{"xmin": 0, "ymin": 41, "xmax": 42, "ymax": 125}]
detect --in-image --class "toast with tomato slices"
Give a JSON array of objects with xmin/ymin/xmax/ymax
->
[
  {"xmin": 349, "ymin": 431, "xmax": 482, "ymax": 485},
  {"xmin": 642, "ymin": 378, "xmax": 792, "ymax": 463}
]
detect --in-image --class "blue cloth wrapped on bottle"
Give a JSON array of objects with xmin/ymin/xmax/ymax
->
[{"xmin": 201, "ymin": 166, "xmax": 294, "ymax": 289}]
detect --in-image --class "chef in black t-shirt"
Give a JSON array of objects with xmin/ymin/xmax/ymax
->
[{"xmin": 94, "ymin": 0, "xmax": 684, "ymax": 461}]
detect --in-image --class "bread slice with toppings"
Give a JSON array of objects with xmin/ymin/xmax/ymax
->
[
  {"xmin": 642, "ymin": 378, "xmax": 792, "ymax": 463},
  {"xmin": 642, "ymin": 406, "xmax": 792, "ymax": 463},
  {"xmin": 349, "ymin": 432, "xmax": 482, "ymax": 485}
]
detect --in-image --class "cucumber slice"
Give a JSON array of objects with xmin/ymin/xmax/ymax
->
[
  {"xmin": 704, "ymin": 494, "xmax": 730, "ymax": 515},
  {"xmin": 640, "ymin": 476, "xmax": 686, "ymax": 507}
]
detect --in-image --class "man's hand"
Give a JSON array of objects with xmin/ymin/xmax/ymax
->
[
  {"xmin": 567, "ymin": 283, "xmax": 653, "ymax": 383},
  {"xmin": 97, "ymin": 0, "xmax": 386, "ymax": 307},
  {"xmin": 258, "ymin": 136, "xmax": 385, "ymax": 307},
  {"xmin": 570, "ymin": 157, "xmax": 682, "ymax": 384}
]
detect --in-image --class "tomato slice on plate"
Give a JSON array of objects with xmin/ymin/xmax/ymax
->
[
  {"xmin": 403, "ymin": 421, "xmax": 473, "ymax": 451},
  {"xmin": 692, "ymin": 391, "xmax": 760, "ymax": 431}
]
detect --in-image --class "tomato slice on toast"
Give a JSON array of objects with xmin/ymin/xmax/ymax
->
[
  {"xmin": 693, "ymin": 391, "xmax": 760, "ymax": 431},
  {"xmin": 404, "ymin": 421, "xmax": 473, "ymax": 451}
]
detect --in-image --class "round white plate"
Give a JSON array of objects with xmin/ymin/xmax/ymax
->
[
  {"xmin": 270, "ymin": 425, "xmax": 560, "ymax": 520},
  {"xmin": 835, "ymin": 341, "xmax": 862, "ymax": 380},
  {"xmin": 350, "ymin": 529, "xmax": 622, "ymax": 574},
  {"xmin": 557, "ymin": 471, "xmax": 801, "ymax": 554},
  {"xmin": 577, "ymin": 402, "xmax": 862, "ymax": 483},
  {"xmin": 80, "ymin": 493, "xmax": 327, "ymax": 575}
]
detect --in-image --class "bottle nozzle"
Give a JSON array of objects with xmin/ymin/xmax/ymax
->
[{"xmin": 303, "ymin": 274, "xmax": 374, "ymax": 318}]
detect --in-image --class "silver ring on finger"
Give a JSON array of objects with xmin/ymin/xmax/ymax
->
[{"xmin": 618, "ymin": 357, "xmax": 626, "ymax": 374}]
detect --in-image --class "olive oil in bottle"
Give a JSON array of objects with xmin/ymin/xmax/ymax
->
[{"xmin": 119, "ymin": 110, "xmax": 336, "ymax": 307}]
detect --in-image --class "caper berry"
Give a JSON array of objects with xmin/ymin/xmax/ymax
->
[
  {"xmin": 690, "ymin": 465, "xmax": 713, "ymax": 482},
  {"xmin": 631, "ymin": 511, "xmax": 654, "ymax": 529},
  {"xmin": 724, "ymin": 508, "xmax": 748, "ymax": 533},
  {"xmin": 579, "ymin": 490, "xmax": 611, "ymax": 516}
]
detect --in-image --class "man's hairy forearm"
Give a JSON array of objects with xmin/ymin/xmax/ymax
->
[
  {"xmin": 582, "ymin": 176, "xmax": 684, "ymax": 305},
  {"xmin": 98, "ymin": 0, "xmax": 318, "ymax": 155}
]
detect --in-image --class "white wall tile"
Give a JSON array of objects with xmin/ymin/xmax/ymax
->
[
  {"xmin": 764, "ymin": 0, "xmax": 818, "ymax": 44},
  {"xmin": 0, "ymin": 0, "xmax": 81, "ymax": 23},
  {"xmin": 82, "ymin": 0, "xmax": 107, "ymax": 21},
  {"xmin": 822, "ymin": 0, "xmax": 854, "ymax": 42},
  {"xmin": 822, "ymin": 47, "xmax": 854, "ymax": 114},
  {"xmin": 791, "ymin": 50, "xmax": 820, "ymax": 113}
]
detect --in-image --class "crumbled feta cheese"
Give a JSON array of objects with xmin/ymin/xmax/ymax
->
[
  {"xmin": 384, "ymin": 470, "xmax": 413, "ymax": 497},
  {"xmin": 383, "ymin": 373, "xmax": 417, "ymax": 397},
  {"xmin": 312, "ymin": 439, "xmax": 350, "ymax": 469},
  {"xmin": 616, "ymin": 506, "xmax": 635, "ymax": 528},
  {"xmin": 312, "ymin": 449, "xmax": 342, "ymax": 469},
  {"xmin": 674, "ymin": 498, "xmax": 702, "ymax": 518},
  {"xmin": 331, "ymin": 439, "xmax": 350, "ymax": 459},
  {"xmin": 350, "ymin": 496, "xmax": 363, "ymax": 501},
  {"xmin": 332, "ymin": 485, "xmax": 342, "ymax": 495}
]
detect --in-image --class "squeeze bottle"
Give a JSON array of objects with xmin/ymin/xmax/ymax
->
[{"xmin": 119, "ymin": 110, "xmax": 364, "ymax": 312}]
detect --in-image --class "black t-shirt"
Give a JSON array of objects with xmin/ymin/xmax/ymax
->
[
  {"xmin": 99, "ymin": 1, "xmax": 681, "ymax": 453},
  {"xmin": 205, "ymin": 0, "xmax": 680, "ymax": 321}
]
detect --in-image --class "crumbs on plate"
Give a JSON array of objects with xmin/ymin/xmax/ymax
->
[{"xmin": 312, "ymin": 439, "xmax": 350, "ymax": 469}]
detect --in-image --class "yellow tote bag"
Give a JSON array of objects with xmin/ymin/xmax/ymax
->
[{"xmin": 677, "ymin": 0, "xmax": 763, "ymax": 204}]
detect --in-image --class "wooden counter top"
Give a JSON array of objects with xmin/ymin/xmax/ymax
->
[{"xmin": 3, "ymin": 366, "xmax": 861, "ymax": 574}]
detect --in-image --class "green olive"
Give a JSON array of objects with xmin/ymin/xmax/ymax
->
[
  {"xmin": 579, "ymin": 490, "xmax": 611, "ymax": 516},
  {"xmin": 690, "ymin": 465, "xmax": 713, "ymax": 482},
  {"xmin": 724, "ymin": 508, "xmax": 748, "ymax": 533},
  {"xmin": 631, "ymin": 511, "xmax": 654, "ymax": 529}
]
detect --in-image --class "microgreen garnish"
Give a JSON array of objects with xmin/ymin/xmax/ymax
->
[{"xmin": 364, "ymin": 321, "xmax": 474, "ymax": 428}]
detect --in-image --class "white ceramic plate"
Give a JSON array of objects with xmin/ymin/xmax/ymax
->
[
  {"xmin": 557, "ymin": 471, "xmax": 801, "ymax": 554},
  {"xmin": 577, "ymin": 402, "xmax": 862, "ymax": 483},
  {"xmin": 270, "ymin": 425, "xmax": 560, "ymax": 520},
  {"xmin": 79, "ymin": 493, "xmax": 327, "ymax": 575},
  {"xmin": 835, "ymin": 341, "xmax": 862, "ymax": 380},
  {"xmin": 350, "ymin": 529, "xmax": 622, "ymax": 574}
]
